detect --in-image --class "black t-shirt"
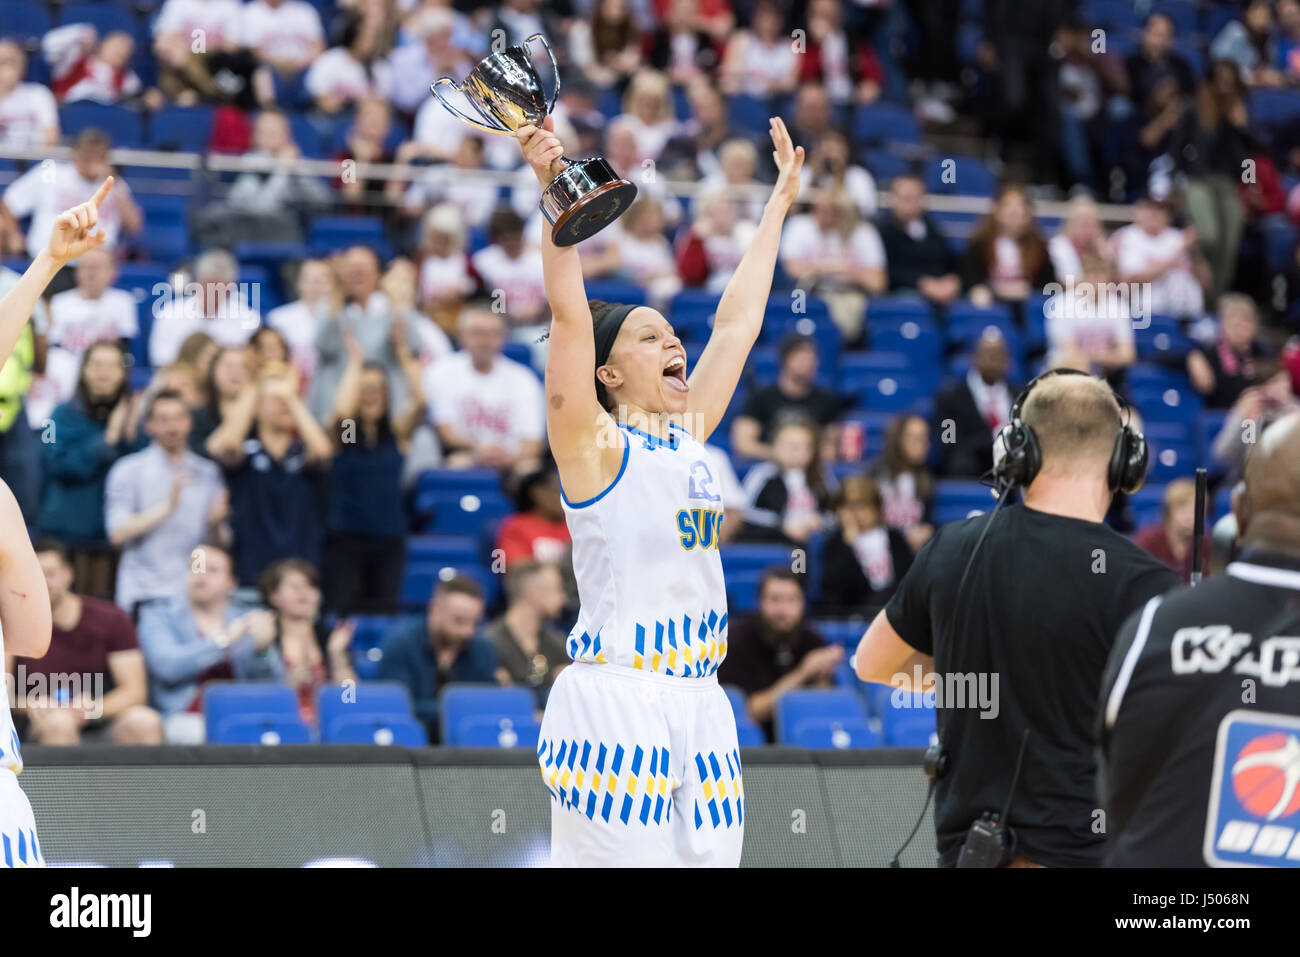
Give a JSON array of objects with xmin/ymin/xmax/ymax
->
[
  {"xmin": 1098, "ymin": 551, "xmax": 1300, "ymax": 867},
  {"xmin": 884, "ymin": 503, "xmax": 1179, "ymax": 866},
  {"xmin": 739, "ymin": 385, "xmax": 847, "ymax": 443},
  {"xmin": 718, "ymin": 614, "xmax": 827, "ymax": 741}
]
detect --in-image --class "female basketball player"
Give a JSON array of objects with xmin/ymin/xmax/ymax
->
[
  {"xmin": 0, "ymin": 177, "xmax": 114, "ymax": 867},
  {"xmin": 516, "ymin": 117, "xmax": 802, "ymax": 865}
]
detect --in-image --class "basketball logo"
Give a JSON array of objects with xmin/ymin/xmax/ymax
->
[{"xmin": 1231, "ymin": 733, "xmax": 1300, "ymax": 821}]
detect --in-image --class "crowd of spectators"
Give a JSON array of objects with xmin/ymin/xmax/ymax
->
[{"xmin": 1, "ymin": 0, "xmax": 1300, "ymax": 745}]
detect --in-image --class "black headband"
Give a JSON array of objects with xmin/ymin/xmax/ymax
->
[{"xmin": 593, "ymin": 304, "xmax": 637, "ymax": 369}]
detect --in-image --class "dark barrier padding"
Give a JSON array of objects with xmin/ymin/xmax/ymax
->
[{"xmin": 17, "ymin": 746, "xmax": 936, "ymax": 867}]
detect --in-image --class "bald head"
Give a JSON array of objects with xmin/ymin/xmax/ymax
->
[
  {"xmin": 1022, "ymin": 373, "xmax": 1124, "ymax": 479},
  {"xmin": 1239, "ymin": 411, "xmax": 1300, "ymax": 554}
]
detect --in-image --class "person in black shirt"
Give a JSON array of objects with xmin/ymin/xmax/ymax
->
[
  {"xmin": 730, "ymin": 334, "xmax": 847, "ymax": 460},
  {"xmin": 1186, "ymin": 293, "xmax": 1273, "ymax": 409},
  {"xmin": 819, "ymin": 474, "xmax": 913, "ymax": 615},
  {"xmin": 876, "ymin": 173, "xmax": 961, "ymax": 307},
  {"xmin": 1099, "ymin": 411, "xmax": 1300, "ymax": 867},
  {"xmin": 931, "ymin": 330, "xmax": 1015, "ymax": 478},
  {"xmin": 854, "ymin": 371, "xmax": 1179, "ymax": 866},
  {"xmin": 719, "ymin": 568, "xmax": 843, "ymax": 742},
  {"xmin": 1125, "ymin": 13, "xmax": 1197, "ymax": 105}
]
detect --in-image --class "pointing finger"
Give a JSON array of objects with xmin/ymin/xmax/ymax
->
[{"xmin": 90, "ymin": 176, "xmax": 114, "ymax": 208}]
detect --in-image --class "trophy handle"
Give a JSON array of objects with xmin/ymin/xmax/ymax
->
[
  {"xmin": 430, "ymin": 76, "xmax": 513, "ymax": 135},
  {"xmin": 523, "ymin": 33, "xmax": 560, "ymax": 118}
]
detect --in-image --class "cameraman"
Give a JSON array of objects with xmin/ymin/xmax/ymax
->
[
  {"xmin": 855, "ymin": 371, "xmax": 1179, "ymax": 866},
  {"xmin": 1099, "ymin": 411, "xmax": 1300, "ymax": 866}
]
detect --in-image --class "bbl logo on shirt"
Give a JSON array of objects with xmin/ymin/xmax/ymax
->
[{"xmin": 1204, "ymin": 710, "xmax": 1300, "ymax": 867}]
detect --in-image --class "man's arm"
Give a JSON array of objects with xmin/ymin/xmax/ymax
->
[
  {"xmin": 854, "ymin": 609, "xmax": 935, "ymax": 687},
  {"xmin": 98, "ymin": 649, "xmax": 149, "ymax": 720}
]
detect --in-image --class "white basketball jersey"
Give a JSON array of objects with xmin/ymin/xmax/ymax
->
[
  {"xmin": 562, "ymin": 423, "xmax": 729, "ymax": 677},
  {"xmin": 0, "ymin": 621, "xmax": 20, "ymax": 774}
]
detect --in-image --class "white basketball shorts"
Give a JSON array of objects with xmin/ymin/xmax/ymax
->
[
  {"xmin": 537, "ymin": 661, "xmax": 744, "ymax": 867},
  {"xmin": 0, "ymin": 770, "xmax": 43, "ymax": 868}
]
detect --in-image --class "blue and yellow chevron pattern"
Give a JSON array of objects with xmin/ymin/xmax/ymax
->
[
  {"xmin": 693, "ymin": 749, "xmax": 744, "ymax": 831},
  {"xmin": 1, "ymin": 729, "xmax": 21, "ymax": 774},
  {"xmin": 631, "ymin": 610, "xmax": 728, "ymax": 677},
  {"xmin": 566, "ymin": 628, "xmax": 609, "ymax": 665},
  {"xmin": 538, "ymin": 738, "xmax": 675, "ymax": 827},
  {"xmin": 1, "ymin": 827, "xmax": 43, "ymax": 868}
]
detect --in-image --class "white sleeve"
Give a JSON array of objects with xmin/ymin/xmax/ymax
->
[
  {"xmin": 116, "ymin": 292, "xmax": 140, "ymax": 339},
  {"xmin": 2, "ymin": 166, "xmax": 41, "ymax": 218},
  {"xmin": 1113, "ymin": 228, "xmax": 1145, "ymax": 279},
  {"xmin": 302, "ymin": 52, "xmax": 333, "ymax": 97},
  {"xmin": 512, "ymin": 365, "xmax": 545, "ymax": 441},
  {"xmin": 42, "ymin": 23, "xmax": 96, "ymax": 80},
  {"xmin": 854, "ymin": 224, "xmax": 886, "ymax": 270}
]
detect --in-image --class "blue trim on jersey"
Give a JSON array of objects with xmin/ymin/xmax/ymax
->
[
  {"xmin": 559, "ymin": 433, "xmax": 630, "ymax": 509},
  {"xmin": 624, "ymin": 425, "xmax": 681, "ymax": 450}
]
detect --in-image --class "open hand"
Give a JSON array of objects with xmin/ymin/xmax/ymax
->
[{"xmin": 768, "ymin": 117, "xmax": 805, "ymax": 210}]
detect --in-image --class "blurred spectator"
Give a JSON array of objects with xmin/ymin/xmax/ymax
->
[
  {"xmin": 377, "ymin": 575, "xmax": 496, "ymax": 742},
  {"xmin": 659, "ymin": 79, "xmax": 740, "ymax": 181},
  {"xmin": 336, "ymin": 97, "xmax": 399, "ymax": 210},
  {"xmin": 0, "ymin": 40, "xmax": 58, "ymax": 148},
  {"xmin": 387, "ymin": 6, "xmax": 472, "ymax": 115},
  {"xmin": 1112, "ymin": 193, "xmax": 1206, "ymax": 319},
  {"xmin": 801, "ymin": 0, "xmax": 882, "ymax": 106},
  {"xmin": 152, "ymin": 0, "xmax": 257, "ymax": 108},
  {"xmin": 902, "ymin": 0, "xmax": 961, "ymax": 122},
  {"xmin": 400, "ymin": 136, "xmax": 499, "ymax": 229},
  {"xmin": 931, "ymin": 330, "xmax": 1014, "ymax": 478},
  {"xmin": 614, "ymin": 69, "xmax": 681, "ymax": 166},
  {"xmin": 240, "ymin": 0, "xmax": 326, "ymax": 79},
  {"xmin": 645, "ymin": 0, "xmax": 722, "ymax": 83},
  {"xmin": 719, "ymin": 0, "xmax": 799, "ymax": 96},
  {"xmin": 323, "ymin": 329, "xmax": 426, "ymax": 614},
  {"xmin": 705, "ymin": 137, "xmax": 766, "ymax": 223},
  {"xmin": 599, "ymin": 119, "xmax": 685, "ymax": 224},
  {"xmin": 1281, "ymin": 0, "xmax": 1300, "ymax": 81},
  {"xmin": 105, "ymin": 390, "xmax": 231, "ymax": 617},
  {"xmin": 871, "ymin": 413, "xmax": 935, "ymax": 552},
  {"xmin": 571, "ymin": 0, "xmax": 642, "ymax": 89},
  {"xmin": 779, "ymin": 187, "xmax": 887, "ymax": 345},
  {"xmin": 136, "ymin": 543, "xmax": 283, "ymax": 744},
  {"xmin": 1187, "ymin": 294, "xmax": 1273, "ymax": 408},
  {"xmin": 1126, "ymin": 12, "xmax": 1196, "ymax": 105},
  {"xmin": 308, "ymin": 246, "xmax": 450, "ymax": 422},
  {"xmin": 599, "ymin": 197, "xmax": 682, "ymax": 310},
  {"xmin": 12, "ymin": 539, "xmax": 162, "ymax": 746},
  {"xmin": 42, "ymin": 249, "xmax": 138, "ymax": 414},
  {"xmin": 304, "ymin": 7, "xmax": 394, "ymax": 113},
  {"xmin": 487, "ymin": 560, "xmax": 569, "ymax": 707},
  {"xmin": 38, "ymin": 342, "xmax": 143, "ymax": 599},
  {"xmin": 819, "ymin": 474, "xmax": 914, "ymax": 613},
  {"xmin": 205, "ymin": 363, "xmax": 334, "ymax": 589},
  {"xmin": 675, "ymin": 186, "xmax": 756, "ymax": 290},
  {"xmin": 149, "ymin": 250, "xmax": 262, "ymax": 367},
  {"xmin": 489, "ymin": 0, "xmax": 562, "ymax": 47},
  {"xmin": 257, "ymin": 558, "xmax": 356, "ymax": 725},
  {"xmin": 146, "ymin": 362, "xmax": 205, "ymax": 413},
  {"xmin": 789, "ymin": 83, "xmax": 836, "ymax": 157},
  {"xmin": 471, "ymin": 209, "xmax": 549, "ymax": 333},
  {"xmin": 0, "ymin": 130, "xmax": 141, "ymax": 259},
  {"xmin": 1047, "ymin": 252, "xmax": 1137, "ymax": 390},
  {"xmin": 267, "ymin": 258, "xmax": 338, "ymax": 386},
  {"xmin": 731, "ymin": 334, "xmax": 845, "ymax": 460},
  {"xmin": 177, "ymin": 332, "xmax": 219, "ymax": 383},
  {"xmin": 877, "ymin": 172, "xmax": 960, "ymax": 305},
  {"xmin": 1132, "ymin": 478, "xmax": 1210, "ymax": 584},
  {"xmin": 800, "ymin": 128, "xmax": 877, "ymax": 217},
  {"xmin": 1048, "ymin": 195, "xmax": 1109, "ymax": 284},
  {"xmin": 497, "ymin": 462, "xmax": 572, "ymax": 565},
  {"xmin": 1053, "ymin": 18, "xmax": 1127, "ymax": 194},
  {"xmin": 1210, "ymin": 0, "xmax": 1284, "ymax": 86},
  {"xmin": 190, "ymin": 346, "xmax": 250, "ymax": 455},
  {"xmin": 1211, "ymin": 366, "xmax": 1300, "ymax": 476},
  {"xmin": 425, "ymin": 308, "xmax": 544, "ymax": 475},
  {"xmin": 248, "ymin": 326, "xmax": 295, "ymax": 378},
  {"xmin": 717, "ymin": 568, "xmax": 841, "ymax": 742},
  {"xmin": 416, "ymin": 205, "xmax": 476, "ymax": 334},
  {"xmin": 960, "ymin": 184, "xmax": 1055, "ymax": 309},
  {"xmin": 737, "ymin": 414, "xmax": 831, "ymax": 546},
  {"xmin": 197, "ymin": 110, "xmax": 331, "ymax": 247},
  {"xmin": 42, "ymin": 24, "xmax": 144, "ymax": 105}
]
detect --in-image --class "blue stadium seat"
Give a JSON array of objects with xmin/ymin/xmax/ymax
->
[
  {"xmin": 1261, "ymin": 214, "xmax": 1295, "ymax": 272},
  {"xmin": 1131, "ymin": 383, "xmax": 1203, "ymax": 425},
  {"xmin": 862, "ymin": 149, "xmax": 910, "ymax": 183},
  {"xmin": 441, "ymin": 685, "xmax": 535, "ymax": 746},
  {"xmin": 669, "ymin": 289, "xmax": 721, "ymax": 341},
  {"xmin": 882, "ymin": 711, "xmax": 937, "ymax": 747},
  {"xmin": 924, "ymin": 155, "xmax": 996, "ymax": 198},
  {"xmin": 59, "ymin": 3, "xmax": 137, "ymax": 36},
  {"xmin": 323, "ymin": 713, "xmax": 429, "ymax": 746},
  {"xmin": 1249, "ymin": 87, "xmax": 1300, "ymax": 126},
  {"xmin": 1148, "ymin": 439, "xmax": 1198, "ymax": 484},
  {"xmin": 1081, "ymin": 0, "xmax": 1141, "ymax": 32},
  {"xmin": 308, "ymin": 215, "xmax": 388, "ymax": 258},
  {"xmin": 720, "ymin": 544, "xmax": 793, "ymax": 577},
  {"xmin": 1134, "ymin": 314, "xmax": 1194, "ymax": 361},
  {"xmin": 406, "ymin": 535, "xmax": 479, "ymax": 566},
  {"xmin": 416, "ymin": 488, "xmax": 513, "ymax": 537},
  {"xmin": 725, "ymin": 570, "xmax": 763, "ymax": 615},
  {"xmin": 60, "ymin": 101, "xmax": 144, "ymax": 148},
  {"xmin": 584, "ymin": 279, "xmax": 647, "ymax": 304},
  {"xmin": 316, "ymin": 681, "xmax": 414, "ymax": 735},
  {"xmin": 812, "ymin": 618, "xmax": 870, "ymax": 649},
  {"xmin": 791, "ymin": 718, "xmax": 882, "ymax": 749},
  {"xmin": 945, "ymin": 303, "xmax": 1020, "ymax": 354},
  {"xmin": 132, "ymin": 193, "xmax": 190, "ymax": 261},
  {"xmin": 867, "ymin": 295, "xmax": 933, "ymax": 324},
  {"xmin": 933, "ymin": 480, "xmax": 999, "ymax": 524},
  {"xmin": 726, "ymin": 94, "xmax": 794, "ymax": 136},
  {"xmin": 345, "ymin": 615, "xmax": 404, "ymax": 679},
  {"xmin": 400, "ymin": 562, "xmax": 499, "ymax": 610},
  {"xmin": 1128, "ymin": 363, "xmax": 1191, "ymax": 393},
  {"xmin": 204, "ymin": 683, "xmax": 304, "ymax": 742},
  {"xmin": 1197, "ymin": 408, "xmax": 1229, "ymax": 471},
  {"xmin": 1128, "ymin": 483, "xmax": 1167, "ymax": 527},
  {"xmin": 0, "ymin": 0, "xmax": 52, "ymax": 42},
  {"xmin": 869, "ymin": 316, "xmax": 943, "ymax": 362},
  {"xmin": 456, "ymin": 715, "xmax": 541, "ymax": 748},
  {"xmin": 146, "ymin": 105, "xmax": 215, "ymax": 152},
  {"xmin": 775, "ymin": 689, "xmax": 867, "ymax": 744},
  {"xmin": 744, "ymin": 345, "xmax": 837, "ymax": 390},
  {"xmin": 415, "ymin": 467, "xmax": 505, "ymax": 497},
  {"xmin": 841, "ymin": 350, "xmax": 940, "ymax": 393},
  {"xmin": 851, "ymin": 103, "xmax": 922, "ymax": 148},
  {"xmin": 849, "ymin": 372, "xmax": 927, "ymax": 413},
  {"xmin": 210, "ymin": 714, "xmax": 313, "ymax": 744},
  {"xmin": 736, "ymin": 724, "xmax": 766, "ymax": 746}
]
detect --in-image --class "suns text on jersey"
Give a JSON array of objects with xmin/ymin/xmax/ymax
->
[{"xmin": 676, "ymin": 508, "xmax": 724, "ymax": 550}]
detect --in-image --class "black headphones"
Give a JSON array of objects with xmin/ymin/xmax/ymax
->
[{"xmin": 993, "ymin": 368, "xmax": 1148, "ymax": 494}]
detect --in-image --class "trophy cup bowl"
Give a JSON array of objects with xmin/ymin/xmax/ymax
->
[{"xmin": 432, "ymin": 34, "xmax": 637, "ymax": 247}]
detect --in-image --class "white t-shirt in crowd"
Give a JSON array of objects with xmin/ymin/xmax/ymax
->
[
  {"xmin": 419, "ymin": 252, "xmax": 475, "ymax": 304},
  {"xmin": 423, "ymin": 351, "xmax": 544, "ymax": 453},
  {"xmin": 470, "ymin": 244, "xmax": 548, "ymax": 322},
  {"xmin": 1113, "ymin": 223, "xmax": 1204, "ymax": 318},
  {"xmin": 239, "ymin": 0, "xmax": 325, "ymax": 65},
  {"xmin": 412, "ymin": 96, "xmax": 520, "ymax": 170},
  {"xmin": 1046, "ymin": 287, "xmax": 1135, "ymax": 362},
  {"xmin": 43, "ymin": 287, "xmax": 138, "ymax": 414},
  {"xmin": 403, "ymin": 166, "xmax": 499, "ymax": 228},
  {"xmin": 1048, "ymin": 233, "xmax": 1085, "ymax": 283},
  {"xmin": 266, "ymin": 299, "xmax": 324, "ymax": 381},
  {"xmin": 154, "ymin": 0, "xmax": 243, "ymax": 46},
  {"xmin": 304, "ymin": 47, "xmax": 393, "ymax": 103},
  {"xmin": 3, "ymin": 162, "xmax": 128, "ymax": 258},
  {"xmin": 0, "ymin": 83, "xmax": 58, "ymax": 147},
  {"xmin": 780, "ymin": 215, "xmax": 886, "ymax": 275},
  {"xmin": 149, "ymin": 296, "xmax": 261, "ymax": 368}
]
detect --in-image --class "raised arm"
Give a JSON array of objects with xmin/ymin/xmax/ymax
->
[
  {"xmin": 685, "ymin": 119, "xmax": 804, "ymax": 442},
  {"xmin": 0, "ymin": 479, "xmax": 51, "ymax": 659},
  {"xmin": 0, "ymin": 177, "xmax": 114, "ymax": 366},
  {"xmin": 516, "ymin": 118, "xmax": 622, "ymax": 504}
]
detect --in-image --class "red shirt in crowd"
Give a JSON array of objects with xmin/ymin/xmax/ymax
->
[{"xmin": 496, "ymin": 513, "xmax": 572, "ymax": 565}]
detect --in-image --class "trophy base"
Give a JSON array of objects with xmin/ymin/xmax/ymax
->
[{"xmin": 541, "ymin": 157, "xmax": 638, "ymax": 247}]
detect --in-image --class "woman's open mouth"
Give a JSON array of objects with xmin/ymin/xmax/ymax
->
[{"xmin": 662, "ymin": 355, "xmax": 688, "ymax": 392}]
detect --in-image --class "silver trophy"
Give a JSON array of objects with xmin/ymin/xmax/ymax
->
[{"xmin": 432, "ymin": 34, "xmax": 637, "ymax": 247}]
